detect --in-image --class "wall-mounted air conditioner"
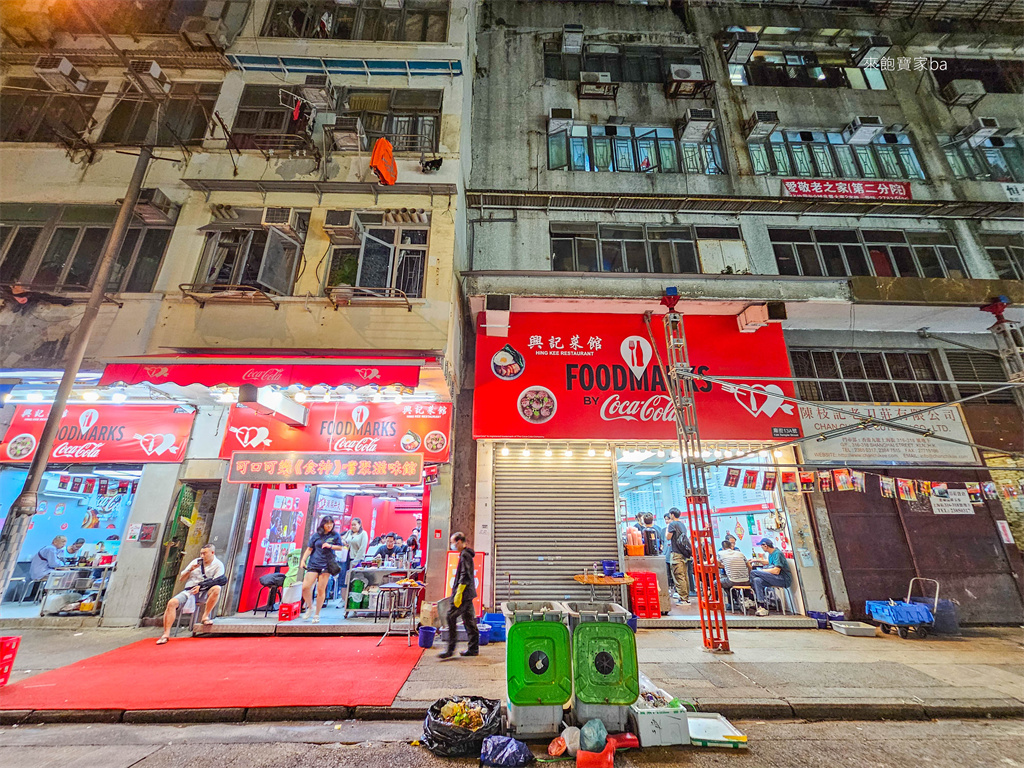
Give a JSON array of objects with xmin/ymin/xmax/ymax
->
[
  {"xmin": 382, "ymin": 0, "xmax": 404, "ymax": 8},
  {"xmin": 941, "ymin": 79, "xmax": 986, "ymax": 107},
  {"xmin": 744, "ymin": 110, "xmax": 779, "ymax": 142},
  {"xmin": 128, "ymin": 188, "xmax": 179, "ymax": 226},
  {"xmin": 956, "ymin": 117, "xmax": 999, "ymax": 148},
  {"xmin": 548, "ymin": 107, "xmax": 574, "ymax": 133},
  {"xmin": 842, "ymin": 115, "xmax": 884, "ymax": 145},
  {"xmin": 180, "ymin": 16, "xmax": 229, "ymax": 49},
  {"xmin": 853, "ymin": 36, "xmax": 893, "ymax": 68},
  {"xmin": 726, "ymin": 31, "xmax": 759, "ymax": 65},
  {"xmin": 580, "ymin": 71, "xmax": 613, "ymax": 84},
  {"xmin": 329, "ymin": 115, "xmax": 364, "ymax": 151},
  {"xmin": 562, "ymin": 24, "xmax": 584, "ymax": 55},
  {"xmin": 323, "ymin": 210, "xmax": 362, "ymax": 245},
  {"xmin": 262, "ymin": 207, "xmax": 301, "ymax": 238},
  {"xmin": 129, "ymin": 60, "xmax": 171, "ymax": 96},
  {"xmin": 300, "ymin": 74, "xmax": 336, "ymax": 110},
  {"xmin": 669, "ymin": 63, "xmax": 705, "ymax": 82},
  {"xmin": 33, "ymin": 56, "xmax": 88, "ymax": 93},
  {"xmin": 679, "ymin": 109, "xmax": 716, "ymax": 143}
]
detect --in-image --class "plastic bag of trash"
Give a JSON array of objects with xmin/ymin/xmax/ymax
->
[
  {"xmin": 562, "ymin": 726, "xmax": 581, "ymax": 756},
  {"xmin": 420, "ymin": 696, "xmax": 501, "ymax": 757},
  {"xmin": 580, "ymin": 718, "xmax": 608, "ymax": 753},
  {"xmin": 480, "ymin": 735, "xmax": 535, "ymax": 766}
]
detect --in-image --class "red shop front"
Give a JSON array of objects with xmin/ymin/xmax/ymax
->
[{"xmin": 471, "ymin": 311, "xmax": 812, "ymax": 610}]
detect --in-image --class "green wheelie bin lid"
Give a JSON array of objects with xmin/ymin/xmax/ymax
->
[
  {"xmin": 506, "ymin": 620, "xmax": 572, "ymax": 706},
  {"xmin": 572, "ymin": 620, "xmax": 639, "ymax": 705}
]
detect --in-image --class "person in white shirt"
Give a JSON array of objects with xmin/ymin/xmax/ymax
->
[
  {"xmin": 343, "ymin": 517, "xmax": 368, "ymax": 563},
  {"xmin": 157, "ymin": 544, "xmax": 225, "ymax": 644},
  {"xmin": 717, "ymin": 539, "xmax": 753, "ymax": 610}
]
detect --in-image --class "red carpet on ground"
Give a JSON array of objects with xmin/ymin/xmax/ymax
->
[{"xmin": 0, "ymin": 636, "xmax": 422, "ymax": 711}]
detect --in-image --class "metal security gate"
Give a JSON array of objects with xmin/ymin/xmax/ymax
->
[{"xmin": 493, "ymin": 451, "xmax": 619, "ymax": 602}]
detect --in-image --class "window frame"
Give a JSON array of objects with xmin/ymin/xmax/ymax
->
[
  {"xmin": 0, "ymin": 77, "xmax": 104, "ymax": 144},
  {"xmin": 750, "ymin": 129, "xmax": 925, "ymax": 181},
  {"xmin": 734, "ymin": 48, "xmax": 888, "ymax": 91},
  {"xmin": 548, "ymin": 122, "xmax": 724, "ymax": 175},
  {"xmin": 548, "ymin": 223, "xmax": 731, "ymax": 275},
  {"xmin": 324, "ymin": 222, "xmax": 430, "ymax": 298},
  {"xmin": 99, "ymin": 81, "xmax": 219, "ymax": 147},
  {"xmin": 544, "ymin": 42, "xmax": 702, "ymax": 84},
  {"xmin": 940, "ymin": 135, "xmax": 1024, "ymax": 183},
  {"xmin": 339, "ymin": 88, "xmax": 442, "ymax": 153},
  {"xmin": 262, "ymin": 0, "xmax": 449, "ymax": 43},
  {"xmin": 980, "ymin": 233, "xmax": 1024, "ymax": 280},
  {"xmin": 789, "ymin": 348, "xmax": 946, "ymax": 403}
]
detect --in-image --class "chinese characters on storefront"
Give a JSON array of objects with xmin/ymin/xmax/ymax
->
[
  {"xmin": 782, "ymin": 179, "xmax": 912, "ymax": 200},
  {"xmin": 227, "ymin": 452, "xmax": 424, "ymax": 483}
]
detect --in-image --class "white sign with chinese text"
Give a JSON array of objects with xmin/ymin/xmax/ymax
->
[
  {"xmin": 1003, "ymin": 183, "xmax": 1024, "ymax": 204},
  {"xmin": 931, "ymin": 489, "xmax": 976, "ymax": 515},
  {"xmin": 798, "ymin": 403, "xmax": 979, "ymax": 466}
]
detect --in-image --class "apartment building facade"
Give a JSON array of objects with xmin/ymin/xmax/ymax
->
[
  {"xmin": 466, "ymin": 0, "xmax": 1024, "ymax": 623},
  {"xmin": 0, "ymin": 0, "xmax": 474, "ymax": 625}
]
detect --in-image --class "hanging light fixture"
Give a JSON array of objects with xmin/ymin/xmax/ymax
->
[
  {"xmin": 501, "ymin": 444, "xmax": 509, "ymax": 457},
  {"xmin": 774, "ymin": 448, "xmax": 784, "ymax": 458},
  {"xmin": 564, "ymin": 445, "xmax": 573, "ymax": 457},
  {"xmin": 657, "ymin": 447, "xmax": 666, "ymax": 458},
  {"xmin": 587, "ymin": 444, "xmax": 596, "ymax": 457},
  {"xmin": 603, "ymin": 447, "xmax": 612, "ymax": 457},
  {"xmin": 294, "ymin": 390, "xmax": 307, "ymax": 404},
  {"xmin": 544, "ymin": 446, "xmax": 553, "ymax": 457},
  {"xmin": 523, "ymin": 446, "xmax": 531, "ymax": 457}
]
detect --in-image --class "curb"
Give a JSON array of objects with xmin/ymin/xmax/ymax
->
[{"xmin": 2, "ymin": 699, "xmax": 1022, "ymax": 725}]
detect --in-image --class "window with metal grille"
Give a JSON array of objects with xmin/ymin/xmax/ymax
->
[
  {"xmin": 340, "ymin": 89, "xmax": 441, "ymax": 153},
  {"xmin": 980, "ymin": 233, "xmax": 1024, "ymax": 280},
  {"xmin": 940, "ymin": 135, "xmax": 1024, "ymax": 183},
  {"xmin": 0, "ymin": 78, "xmax": 104, "ymax": 144},
  {"xmin": 101, "ymin": 82, "xmax": 220, "ymax": 147},
  {"xmin": 790, "ymin": 349, "xmax": 945, "ymax": 403},
  {"xmin": 944, "ymin": 350, "xmax": 1014, "ymax": 404},
  {"xmin": 325, "ymin": 223, "xmax": 428, "ymax": 298},
  {"xmin": 728, "ymin": 49, "xmax": 888, "ymax": 90},
  {"xmin": 548, "ymin": 123, "xmax": 723, "ymax": 175},
  {"xmin": 263, "ymin": 0, "xmax": 448, "ymax": 42},
  {"xmin": 230, "ymin": 84, "xmax": 313, "ymax": 152},
  {"xmin": 749, "ymin": 129, "xmax": 924, "ymax": 180},
  {"xmin": 769, "ymin": 228, "xmax": 968, "ymax": 279}
]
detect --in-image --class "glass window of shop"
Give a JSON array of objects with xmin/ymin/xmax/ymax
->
[
  {"xmin": 0, "ymin": 466, "xmax": 139, "ymax": 609},
  {"xmin": 616, "ymin": 447, "xmax": 793, "ymax": 564},
  {"xmin": 229, "ymin": 481, "xmax": 428, "ymax": 615}
]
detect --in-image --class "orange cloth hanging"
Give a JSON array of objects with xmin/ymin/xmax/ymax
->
[{"xmin": 369, "ymin": 137, "xmax": 397, "ymax": 186}]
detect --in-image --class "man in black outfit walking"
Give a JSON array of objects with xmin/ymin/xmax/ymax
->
[{"xmin": 439, "ymin": 531, "xmax": 479, "ymax": 659}]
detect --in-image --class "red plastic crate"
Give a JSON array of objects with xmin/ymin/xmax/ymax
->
[
  {"xmin": 0, "ymin": 636, "xmax": 20, "ymax": 687},
  {"xmin": 277, "ymin": 601, "xmax": 301, "ymax": 622}
]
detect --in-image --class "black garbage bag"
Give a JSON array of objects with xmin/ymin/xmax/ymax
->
[
  {"xmin": 421, "ymin": 696, "xmax": 501, "ymax": 758},
  {"xmin": 481, "ymin": 735, "xmax": 535, "ymax": 767}
]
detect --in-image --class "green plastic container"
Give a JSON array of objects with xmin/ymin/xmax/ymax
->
[
  {"xmin": 506, "ymin": 620, "xmax": 573, "ymax": 706},
  {"xmin": 572, "ymin": 621, "xmax": 639, "ymax": 705}
]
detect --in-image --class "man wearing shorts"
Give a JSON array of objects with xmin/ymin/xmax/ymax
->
[{"xmin": 157, "ymin": 544, "xmax": 225, "ymax": 644}]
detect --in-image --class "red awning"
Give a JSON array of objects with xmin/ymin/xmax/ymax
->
[{"xmin": 98, "ymin": 354, "xmax": 422, "ymax": 389}]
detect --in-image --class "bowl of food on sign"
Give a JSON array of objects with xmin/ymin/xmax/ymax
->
[
  {"xmin": 424, "ymin": 430, "xmax": 447, "ymax": 454},
  {"xmin": 491, "ymin": 344, "xmax": 525, "ymax": 380},
  {"xmin": 5, "ymin": 433, "xmax": 36, "ymax": 460},
  {"xmin": 400, "ymin": 430, "xmax": 422, "ymax": 452},
  {"xmin": 518, "ymin": 386, "xmax": 557, "ymax": 424}
]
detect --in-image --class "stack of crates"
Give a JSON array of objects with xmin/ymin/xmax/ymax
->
[
  {"xmin": 0, "ymin": 636, "xmax": 21, "ymax": 687},
  {"xmin": 627, "ymin": 572, "xmax": 660, "ymax": 619}
]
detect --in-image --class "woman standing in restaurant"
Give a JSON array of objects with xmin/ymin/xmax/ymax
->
[{"xmin": 300, "ymin": 516, "xmax": 343, "ymax": 623}]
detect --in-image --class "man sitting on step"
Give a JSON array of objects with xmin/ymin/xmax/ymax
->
[{"xmin": 157, "ymin": 544, "xmax": 226, "ymax": 645}]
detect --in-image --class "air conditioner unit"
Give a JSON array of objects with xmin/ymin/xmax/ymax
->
[
  {"xmin": 941, "ymin": 79, "xmax": 986, "ymax": 107},
  {"xmin": 323, "ymin": 210, "xmax": 362, "ymax": 245},
  {"xmin": 300, "ymin": 74, "xmax": 336, "ymax": 110},
  {"xmin": 381, "ymin": 0, "xmax": 404, "ymax": 8},
  {"xmin": 852, "ymin": 35, "xmax": 893, "ymax": 68},
  {"xmin": 679, "ymin": 109, "xmax": 716, "ymax": 142},
  {"xmin": 580, "ymin": 71, "xmax": 613, "ymax": 84},
  {"xmin": 180, "ymin": 16, "xmax": 229, "ymax": 49},
  {"xmin": 129, "ymin": 60, "xmax": 171, "ymax": 96},
  {"xmin": 737, "ymin": 304, "xmax": 769, "ymax": 334},
  {"xmin": 956, "ymin": 117, "xmax": 999, "ymax": 148},
  {"xmin": 843, "ymin": 115, "xmax": 885, "ymax": 145},
  {"xmin": 669, "ymin": 63, "xmax": 705, "ymax": 82},
  {"xmin": 745, "ymin": 110, "xmax": 779, "ymax": 142},
  {"xmin": 330, "ymin": 115, "xmax": 364, "ymax": 151},
  {"xmin": 33, "ymin": 56, "xmax": 88, "ymax": 93},
  {"xmin": 262, "ymin": 207, "xmax": 301, "ymax": 238},
  {"xmin": 548, "ymin": 107, "xmax": 574, "ymax": 133},
  {"xmin": 996, "ymin": 125, "xmax": 1024, "ymax": 138},
  {"xmin": 562, "ymin": 24, "xmax": 584, "ymax": 55},
  {"xmin": 120, "ymin": 188, "xmax": 179, "ymax": 226},
  {"xmin": 726, "ymin": 31, "xmax": 759, "ymax": 65}
]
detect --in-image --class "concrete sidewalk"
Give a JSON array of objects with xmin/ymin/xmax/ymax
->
[{"xmin": 2, "ymin": 625, "xmax": 1022, "ymax": 724}]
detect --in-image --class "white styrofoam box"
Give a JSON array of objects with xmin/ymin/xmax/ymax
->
[
  {"xmin": 507, "ymin": 702, "xmax": 564, "ymax": 738},
  {"xmin": 629, "ymin": 704, "xmax": 690, "ymax": 747},
  {"xmin": 831, "ymin": 620, "xmax": 877, "ymax": 637},
  {"xmin": 574, "ymin": 701, "xmax": 628, "ymax": 732}
]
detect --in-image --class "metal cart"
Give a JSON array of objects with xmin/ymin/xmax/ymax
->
[
  {"xmin": 866, "ymin": 578, "xmax": 938, "ymax": 639},
  {"xmin": 39, "ymin": 565, "xmax": 114, "ymax": 617}
]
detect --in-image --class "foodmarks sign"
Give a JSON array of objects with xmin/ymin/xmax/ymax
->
[
  {"xmin": 0, "ymin": 404, "xmax": 196, "ymax": 463},
  {"xmin": 473, "ymin": 313, "xmax": 801, "ymax": 441}
]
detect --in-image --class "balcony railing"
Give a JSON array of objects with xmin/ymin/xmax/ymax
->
[
  {"xmin": 179, "ymin": 283, "xmax": 280, "ymax": 309},
  {"xmin": 326, "ymin": 286, "xmax": 413, "ymax": 312}
]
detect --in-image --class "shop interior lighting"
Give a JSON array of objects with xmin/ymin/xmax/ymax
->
[
  {"xmin": 588, "ymin": 445, "xmax": 596, "ymax": 457},
  {"xmin": 714, "ymin": 449, "xmax": 723, "ymax": 458},
  {"xmin": 111, "ymin": 392, "xmax": 128, "ymax": 404},
  {"xmin": 564, "ymin": 447, "xmax": 573, "ymax": 457},
  {"xmin": 544, "ymin": 446, "xmax": 553, "ymax": 457},
  {"xmin": 701, "ymin": 450, "xmax": 711, "ymax": 458},
  {"xmin": 501, "ymin": 444, "xmax": 509, "ymax": 456},
  {"xmin": 671, "ymin": 448, "xmax": 679, "ymax": 458},
  {"xmin": 345, "ymin": 391, "xmax": 358, "ymax": 403},
  {"xmin": 372, "ymin": 389, "xmax": 382, "ymax": 403},
  {"xmin": 636, "ymin": 470, "xmax": 661, "ymax": 476},
  {"xmin": 657, "ymin": 448, "xmax": 666, "ymax": 458},
  {"xmin": 26, "ymin": 391, "xmax": 45, "ymax": 403},
  {"xmin": 293, "ymin": 390, "xmax": 308, "ymax": 404},
  {"xmin": 774, "ymin": 449, "xmax": 784, "ymax": 458},
  {"xmin": 759, "ymin": 449, "xmax": 770, "ymax": 457},
  {"xmin": 723, "ymin": 449, "xmax": 733, "ymax": 458},
  {"xmin": 618, "ymin": 482, "xmax": 630, "ymax": 486},
  {"xmin": 523, "ymin": 446, "xmax": 531, "ymax": 457},
  {"xmin": 321, "ymin": 388, "xmax": 331, "ymax": 403},
  {"xmin": 603, "ymin": 447, "xmax": 611, "ymax": 457},
  {"xmin": 81, "ymin": 390, "xmax": 100, "ymax": 401}
]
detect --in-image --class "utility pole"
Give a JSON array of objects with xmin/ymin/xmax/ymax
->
[{"xmin": 0, "ymin": 145, "xmax": 153, "ymax": 602}]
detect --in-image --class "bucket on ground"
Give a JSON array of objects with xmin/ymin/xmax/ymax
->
[
  {"xmin": 478, "ymin": 623, "xmax": 491, "ymax": 646},
  {"xmin": 418, "ymin": 625, "xmax": 437, "ymax": 648}
]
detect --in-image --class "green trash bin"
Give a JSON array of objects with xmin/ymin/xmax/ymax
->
[
  {"xmin": 573, "ymin": 620, "xmax": 639, "ymax": 705},
  {"xmin": 506, "ymin": 620, "xmax": 572, "ymax": 706}
]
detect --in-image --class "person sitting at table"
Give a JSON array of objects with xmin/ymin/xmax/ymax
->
[
  {"xmin": 60, "ymin": 538, "xmax": 86, "ymax": 564},
  {"xmin": 750, "ymin": 538, "xmax": 791, "ymax": 616},
  {"xmin": 29, "ymin": 536, "xmax": 66, "ymax": 584},
  {"xmin": 157, "ymin": 544, "xmax": 226, "ymax": 644},
  {"xmin": 717, "ymin": 539, "xmax": 752, "ymax": 610},
  {"xmin": 373, "ymin": 533, "xmax": 405, "ymax": 561}
]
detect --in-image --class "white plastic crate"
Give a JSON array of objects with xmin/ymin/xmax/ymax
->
[
  {"xmin": 831, "ymin": 620, "xmax": 876, "ymax": 637},
  {"xmin": 507, "ymin": 702, "xmax": 564, "ymax": 738},
  {"xmin": 629, "ymin": 704, "xmax": 690, "ymax": 747}
]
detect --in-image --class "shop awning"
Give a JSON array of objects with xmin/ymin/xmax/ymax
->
[{"xmin": 98, "ymin": 354, "xmax": 423, "ymax": 389}]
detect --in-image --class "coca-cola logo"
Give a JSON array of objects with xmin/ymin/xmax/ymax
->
[
  {"xmin": 330, "ymin": 436, "xmax": 382, "ymax": 453},
  {"xmin": 52, "ymin": 442, "xmax": 103, "ymax": 459},
  {"xmin": 599, "ymin": 394, "xmax": 675, "ymax": 423},
  {"xmin": 242, "ymin": 368, "xmax": 285, "ymax": 383}
]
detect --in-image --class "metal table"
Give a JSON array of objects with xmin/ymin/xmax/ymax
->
[
  {"xmin": 344, "ymin": 565, "xmax": 424, "ymax": 618},
  {"xmin": 39, "ymin": 565, "xmax": 114, "ymax": 617},
  {"xmin": 574, "ymin": 570, "xmax": 634, "ymax": 601},
  {"xmin": 376, "ymin": 583, "xmax": 424, "ymax": 646}
]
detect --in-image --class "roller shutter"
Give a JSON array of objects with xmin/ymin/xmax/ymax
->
[{"xmin": 492, "ymin": 452, "xmax": 619, "ymax": 602}]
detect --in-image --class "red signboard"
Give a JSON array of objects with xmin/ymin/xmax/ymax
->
[
  {"xmin": 0, "ymin": 404, "xmax": 196, "ymax": 464},
  {"xmin": 782, "ymin": 179, "xmax": 912, "ymax": 200},
  {"xmin": 219, "ymin": 401, "xmax": 451, "ymax": 462},
  {"xmin": 227, "ymin": 452, "xmax": 423, "ymax": 483},
  {"xmin": 473, "ymin": 313, "xmax": 801, "ymax": 441}
]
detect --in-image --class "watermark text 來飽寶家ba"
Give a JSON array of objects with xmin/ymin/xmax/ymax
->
[{"xmin": 862, "ymin": 57, "xmax": 947, "ymax": 72}]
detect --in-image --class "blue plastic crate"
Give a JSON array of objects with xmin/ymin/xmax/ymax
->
[
  {"xmin": 482, "ymin": 612, "xmax": 506, "ymax": 642},
  {"xmin": 865, "ymin": 600, "xmax": 933, "ymax": 626}
]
